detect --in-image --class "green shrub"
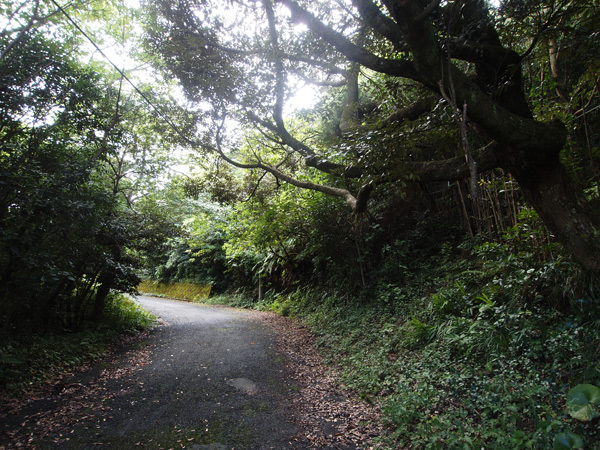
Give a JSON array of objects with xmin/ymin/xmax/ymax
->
[
  {"xmin": 0, "ymin": 294, "xmax": 156, "ymax": 393},
  {"xmin": 103, "ymin": 293, "xmax": 157, "ymax": 333},
  {"xmin": 275, "ymin": 236, "xmax": 598, "ymax": 447}
]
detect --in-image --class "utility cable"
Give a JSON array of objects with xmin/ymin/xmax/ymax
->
[{"xmin": 50, "ymin": 0, "xmax": 199, "ymax": 148}]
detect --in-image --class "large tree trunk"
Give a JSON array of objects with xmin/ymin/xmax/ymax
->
[
  {"xmin": 93, "ymin": 272, "xmax": 114, "ymax": 319},
  {"xmin": 505, "ymin": 151, "xmax": 600, "ymax": 274},
  {"xmin": 382, "ymin": 0, "xmax": 600, "ymax": 274}
]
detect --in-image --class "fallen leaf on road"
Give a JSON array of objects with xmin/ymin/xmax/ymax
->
[{"xmin": 253, "ymin": 311, "xmax": 383, "ymax": 449}]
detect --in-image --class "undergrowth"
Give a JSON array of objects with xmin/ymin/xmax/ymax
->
[
  {"xmin": 138, "ymin": 279, "xmax": 211, "ymax": 301},
  {"xmin": 0, "ymin": 294, "xmax": 156, "ymax": 393},
  {"xmin": 225, "ymin": 216, "xmax": 600, "ymax": 449}
]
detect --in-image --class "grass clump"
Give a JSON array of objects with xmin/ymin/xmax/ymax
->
[
  {"xmin": 0, "ymin": 294, "xmax": 156, "ymax": 393},
  {"xmin": 203, "ymin": 291, "xmax": 258, "ymax": 309}
]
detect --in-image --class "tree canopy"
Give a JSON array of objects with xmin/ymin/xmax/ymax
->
[
  {"xmin": 140, "ymin": 0, "xmax": 600, "ymax": 274},
  {"xmin": 0, "ymin": 0, "xmax": 188, "ymax": 331}
]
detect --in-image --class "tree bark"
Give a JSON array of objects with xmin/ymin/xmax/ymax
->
[
  {"xmin": 285, "ymin": 0, "xmax": 600, "ymax": 274},
  {"xmin": 504, "ymin": 149, "xmax": 600, "ymax": 274},
  {"xmin": 93, "ymin": 272, "xmax": 114, "ymax": 319}
]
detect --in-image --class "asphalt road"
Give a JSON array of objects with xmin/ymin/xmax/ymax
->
[{"xmin": 8, "ymin": 296, "xmax": 312, "ymax": 449}]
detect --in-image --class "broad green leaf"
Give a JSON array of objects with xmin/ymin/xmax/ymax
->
[
  {"xmin": 553, "ymin": 431, "xmax": 584, "ymax": 450},
  {"xmin": 566, "ymin": 384, "xmax": 600, "ymax": 421}
]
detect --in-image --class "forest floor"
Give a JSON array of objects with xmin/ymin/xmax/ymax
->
[{"xmin": 0, "ymin": 296, "xmax": 381, "ymax": 449}]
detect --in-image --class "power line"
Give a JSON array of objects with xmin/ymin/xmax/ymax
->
[
  {"xmin": 575, "ymin": 102, "xmax": 600, "ymax": 120},
  {"xmin": 50, "ymin": 0, "xmax": 199, "ymax": 148}
]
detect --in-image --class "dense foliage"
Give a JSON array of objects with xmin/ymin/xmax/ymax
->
[
  {"xmin": 141, "ymin": 0, "xmax": 600, "ymax": 274},
  {"xmin": 1, "ymin": 0, "xmax": 600, "ymax": 447},
  {"xmin": 0, "ymin": 0, "xmax": 177, "ymax": 334},
  {"xmin": 1, "ymin": 35, "xmax": 128, "ymax": 330}
]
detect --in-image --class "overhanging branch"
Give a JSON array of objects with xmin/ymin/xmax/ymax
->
[
  {"xmin": 212, "ymin": 136, "xmax": 369, "ymax": 212},
  {"xmin": 280, "ymin": 0, "xmax": 420, "ymax": 81},
  {"xmin": 375, "ymin": 95, "xmax": 437, "ymax": 129},
  {"xmin": 409, "ymin": 144, "xmax": 498, "ymax": 182},
  {"xmin": 247, "ymin": 111, "xmax": 364, "ymax": 178}
]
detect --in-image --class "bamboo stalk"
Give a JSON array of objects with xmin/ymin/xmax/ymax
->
[{"xmin": 456, "ymin": 181, "xmax": 474, "ymax": 236}]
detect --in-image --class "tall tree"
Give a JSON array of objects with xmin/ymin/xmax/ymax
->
[
  {"xmin": 0, "ymin": 0, "xmax": 183, "ymax": 330},
  {"xmin": 141, "ymin": 0, "xmax": 600, "ymax": 274}
]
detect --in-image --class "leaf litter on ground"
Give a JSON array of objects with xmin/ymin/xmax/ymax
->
[
  {"xmin": 1, "ymin": 312, "xmax": 382, "ymax": 449},
  {"xmin": 253, "ymin": 311, "xmax": 383, "ymax": 449}
]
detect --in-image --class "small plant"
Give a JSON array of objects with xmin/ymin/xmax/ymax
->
[
  {"xmin": 553, "ymin": 384, "xmax": 600, "ymax": 449},
  {"xmin": 566, "ymin": 384, "xmax": 600, "ymax": 421}
]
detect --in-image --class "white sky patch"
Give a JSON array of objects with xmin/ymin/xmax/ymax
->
[
  {"xmin": 293, "ymin": 21, "xmax": 309, "ymax": 34},
  {"xmin": 287, "ymin": 83, "xmax": 320, "ymax": 113}
]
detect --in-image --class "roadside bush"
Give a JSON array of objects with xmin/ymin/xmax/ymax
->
[
  {"xmin": 0, "ymin": 294, "xmax": 155, "ymax": 393},
  {"xmin": 246, "ymin": 219, "xmax": 600, "ymax": 448}
]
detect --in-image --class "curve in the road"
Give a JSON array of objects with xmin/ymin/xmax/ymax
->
[{"xmin": 34, "ymin": 296, "xmax": 309, "ymax": 449}]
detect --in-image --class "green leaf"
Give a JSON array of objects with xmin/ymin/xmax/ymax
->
[
  {"xmin": 566, "ymin": 384, "xmax": 600, "ymax": 421},
  {"xmin": 553, "ymin": 431, "xmax": 584, "ymax": 449}
]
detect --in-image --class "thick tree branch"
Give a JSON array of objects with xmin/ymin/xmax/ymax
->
[
  {"xmin": 280, "ymin": 0, "xmax": 420, "ymax": 81},
  {"xmin": 351, "ymin": 0, "xmax": 406, "ymax": 50},
  {"xmin": 444, "ymin": 40, "xmax": 520, "ymax": 76},
  {"xmin": 263, "ymin": 164, "xmax": 370, "ymax": 212},
  {"xmin": 377, "ymin": 95, "xmax": 437, "ymax": 128},
  {"xmin": 264, "ymin": 0, "xmax": 286, "ymax": 125},
  {"xmin": 415, "ymin": 0, "xmax": 441, "ymax": 23},
  {"xmin": 264, "ymin": 1, "xmax": 365, "ymax": 179},
  {"xmin": 409, "ymin": 144, "xmax": 498, "ymax": 182},
  {"xmin": 380, "ymin": 0, "xmax": 566, "ymax": 156},
  {"xmin": 338, "ymin": 95, "xmax": 437, "ymax": 145}
]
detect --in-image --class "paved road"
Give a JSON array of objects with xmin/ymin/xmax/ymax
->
[{"xmin": 9, "ymin": 297, "xmax": 311, "ymax": 449}]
